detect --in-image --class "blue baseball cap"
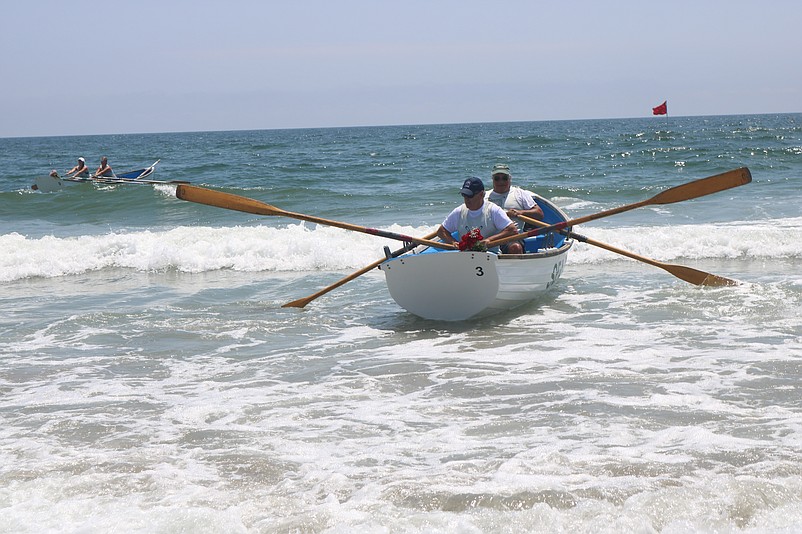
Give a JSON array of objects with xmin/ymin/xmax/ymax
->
[{"xmin": 460, "ymin": 177, "xmax": 485, "ymax": 197}]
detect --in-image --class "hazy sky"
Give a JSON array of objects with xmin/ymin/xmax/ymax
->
[{"xmin": 2, "ymin": 0, "xmax": 800, "ymax": 137}]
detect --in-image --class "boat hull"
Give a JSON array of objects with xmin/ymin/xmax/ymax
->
[
  {"xmin": 31, "ymin": 175, "xmax": 67, "ymax": 192},
  {"xmin": 31, "ymin": 160, "xmax": 160, "ymax": 192},
  {"xmin": 379, "ymin": 245, "xmax": 570, "ymax": 321},
  {"xmin": 379, "ymin": 193, "xmax": 573, "ymax": 321}
]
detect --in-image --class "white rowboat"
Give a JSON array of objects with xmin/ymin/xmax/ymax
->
[
  {"xmin": 172, "ymin": 168, "xmax": 751, "ymax": 318},
  {"xmin": 378, "ymin": 195, "xmax": 573, "ymax": 321},
  {"xmin": 31, "ymin": 160, "xmax": 177, "ymax": 192}
]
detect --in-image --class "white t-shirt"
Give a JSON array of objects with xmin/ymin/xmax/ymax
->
[
  {"xmin": 486, "ymin": 187, "xmax": 536, "ymax": 231},
  {"xmin": 441, "ymin": 201, "xmax": 514, "ymax": 239}
]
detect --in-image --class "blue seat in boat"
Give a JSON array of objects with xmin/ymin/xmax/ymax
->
[{"xmin": 520, "ymin": 197, "xmax": 569, "ymax": 252}]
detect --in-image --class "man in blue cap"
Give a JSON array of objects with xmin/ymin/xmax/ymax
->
[{"xmin": 436, "ymin": 177, "xmax": 518, "ymax": 252}]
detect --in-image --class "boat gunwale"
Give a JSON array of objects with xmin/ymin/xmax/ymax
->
[{"xmin": 496, "ymin": 239, "xmax": 573, "ymax": 261}]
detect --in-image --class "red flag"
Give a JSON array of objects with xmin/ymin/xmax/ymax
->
[{"xmin": 652, "ymin": 100, "xmax": 668, "ymax": 115}]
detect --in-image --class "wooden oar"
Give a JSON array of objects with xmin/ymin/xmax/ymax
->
[
  {"xmin": 518, "ymin": 214, "xmax": 738, "ymax": 286},
  {"xmin": 99, "ymin": 177, "xmax": 190, "ymax": 186},
  {"xmin": 493, "ymin": 167, "xmax": 752, "ymax": 249},
  {"xmin": 134, "ymin": 159, "xmax": 161, "ymax": 180},
  {"xmin": 175, "ymin": 184, "xmax": 456, "ymax": 250},
  {"xmin": 282, "ymin": 229, "xmax": 440, "ymax": 308}
]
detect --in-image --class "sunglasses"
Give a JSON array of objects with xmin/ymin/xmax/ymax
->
[{"xmin": 492, "ymin": 175, "xmax": 509, "ymax": 181}]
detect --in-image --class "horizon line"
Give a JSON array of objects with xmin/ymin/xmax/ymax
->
[{"xmin": 3, "ymin": 111, "xmax": 800, "ymax": 140}]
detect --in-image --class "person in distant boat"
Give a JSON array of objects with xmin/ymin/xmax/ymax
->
[
  {"xmin": 436, "ymin": 177, "xmax": 518, "ymax": 253},
  {"xmin": 93, "ymin": 156, "xmax": 114, "ymax": 178},
  {"xmin": 485, "ymin": 163, "xmax": 544, "ymax": 254},
  {"xmin": 65, "ymin": 157, "xmax": 90, "ymax": 178}
]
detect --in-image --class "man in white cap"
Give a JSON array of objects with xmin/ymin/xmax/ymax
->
[
  {"xmin": 485, "ymin": 164, "xmax": 543, "ymax": 254},
  {"xmin": 65, "ymin": 157, "xmax": 90, "ymax": 178},
  {"xmin": 436, "ymin": 177, "xmax": 518, "ymax": 253}
]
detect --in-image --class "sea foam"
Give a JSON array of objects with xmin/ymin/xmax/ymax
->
[{"xmin": 3, "ymin": 217, "xmax": 801, "ymax": 282}]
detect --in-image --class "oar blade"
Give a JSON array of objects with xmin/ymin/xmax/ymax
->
[
  {"xmin": 176, "ymin": 184, "xmax": 282, "ymax": 217},
  {"xmin": 518, "ymin": 214, "xmax": 741, "ymax": 288},
  {"xmin": 281, "ymin": 262, "xmax": 379, "ymax": 308},
  {"xmin": 282, "ymin": 296, "xmax": 316, "ymax": 309},
  {"xmin": 283, "ymin": 279, "xmax": 355, "ymax": 308},
  {"xmin": 282, "ymin": 230, "xmax": 441, "ymax": 308},
  {"xmin": 699, "ymin": 273, "xmax": 741, "ymax": 287},
  {"xmin": 664, "ymin": 263, "xmax": 740, "ymax": 287},
  {"xmin": 651, "ymin": 167, "xmax": 752, "ymax": 205}
]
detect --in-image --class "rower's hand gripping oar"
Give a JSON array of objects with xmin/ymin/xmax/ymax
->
[
  {"xmin": 493, "ymin": 167, "xmax": 752, "ymax": 249},
  {"xmin": 518, "ymin": 214, "xmax": 739, "ymax": 287},
  {"xmin": 281, "ymin": 229, "xmax": 440, "ymax": 308},
  {"xmin": 174, "ymin": 185, "xmax": 456, "ymax": 251}
]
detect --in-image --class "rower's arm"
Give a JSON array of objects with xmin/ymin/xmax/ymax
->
[{"xmin": 436, "ymin": 225, "xmax": 457, "ymax": 245}]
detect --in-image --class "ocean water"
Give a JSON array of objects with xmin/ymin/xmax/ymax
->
[{"xmin": 1, "ymin": 114, "xmax": 801, "ymax": 533}]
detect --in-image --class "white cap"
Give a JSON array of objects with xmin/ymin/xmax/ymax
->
[{"xmin": 78, "ymin": 157, "xmax": 85, "ymax": 163}]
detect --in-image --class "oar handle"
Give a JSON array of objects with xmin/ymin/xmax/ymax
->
[{"xmin": 492, "ymin": 220, "xmax": 569, "ymax": 248}]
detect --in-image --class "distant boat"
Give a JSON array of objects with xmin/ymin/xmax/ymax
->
[{"xmin": 31, "ymin": 160, "xmax": 186, "ymax": 192}]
